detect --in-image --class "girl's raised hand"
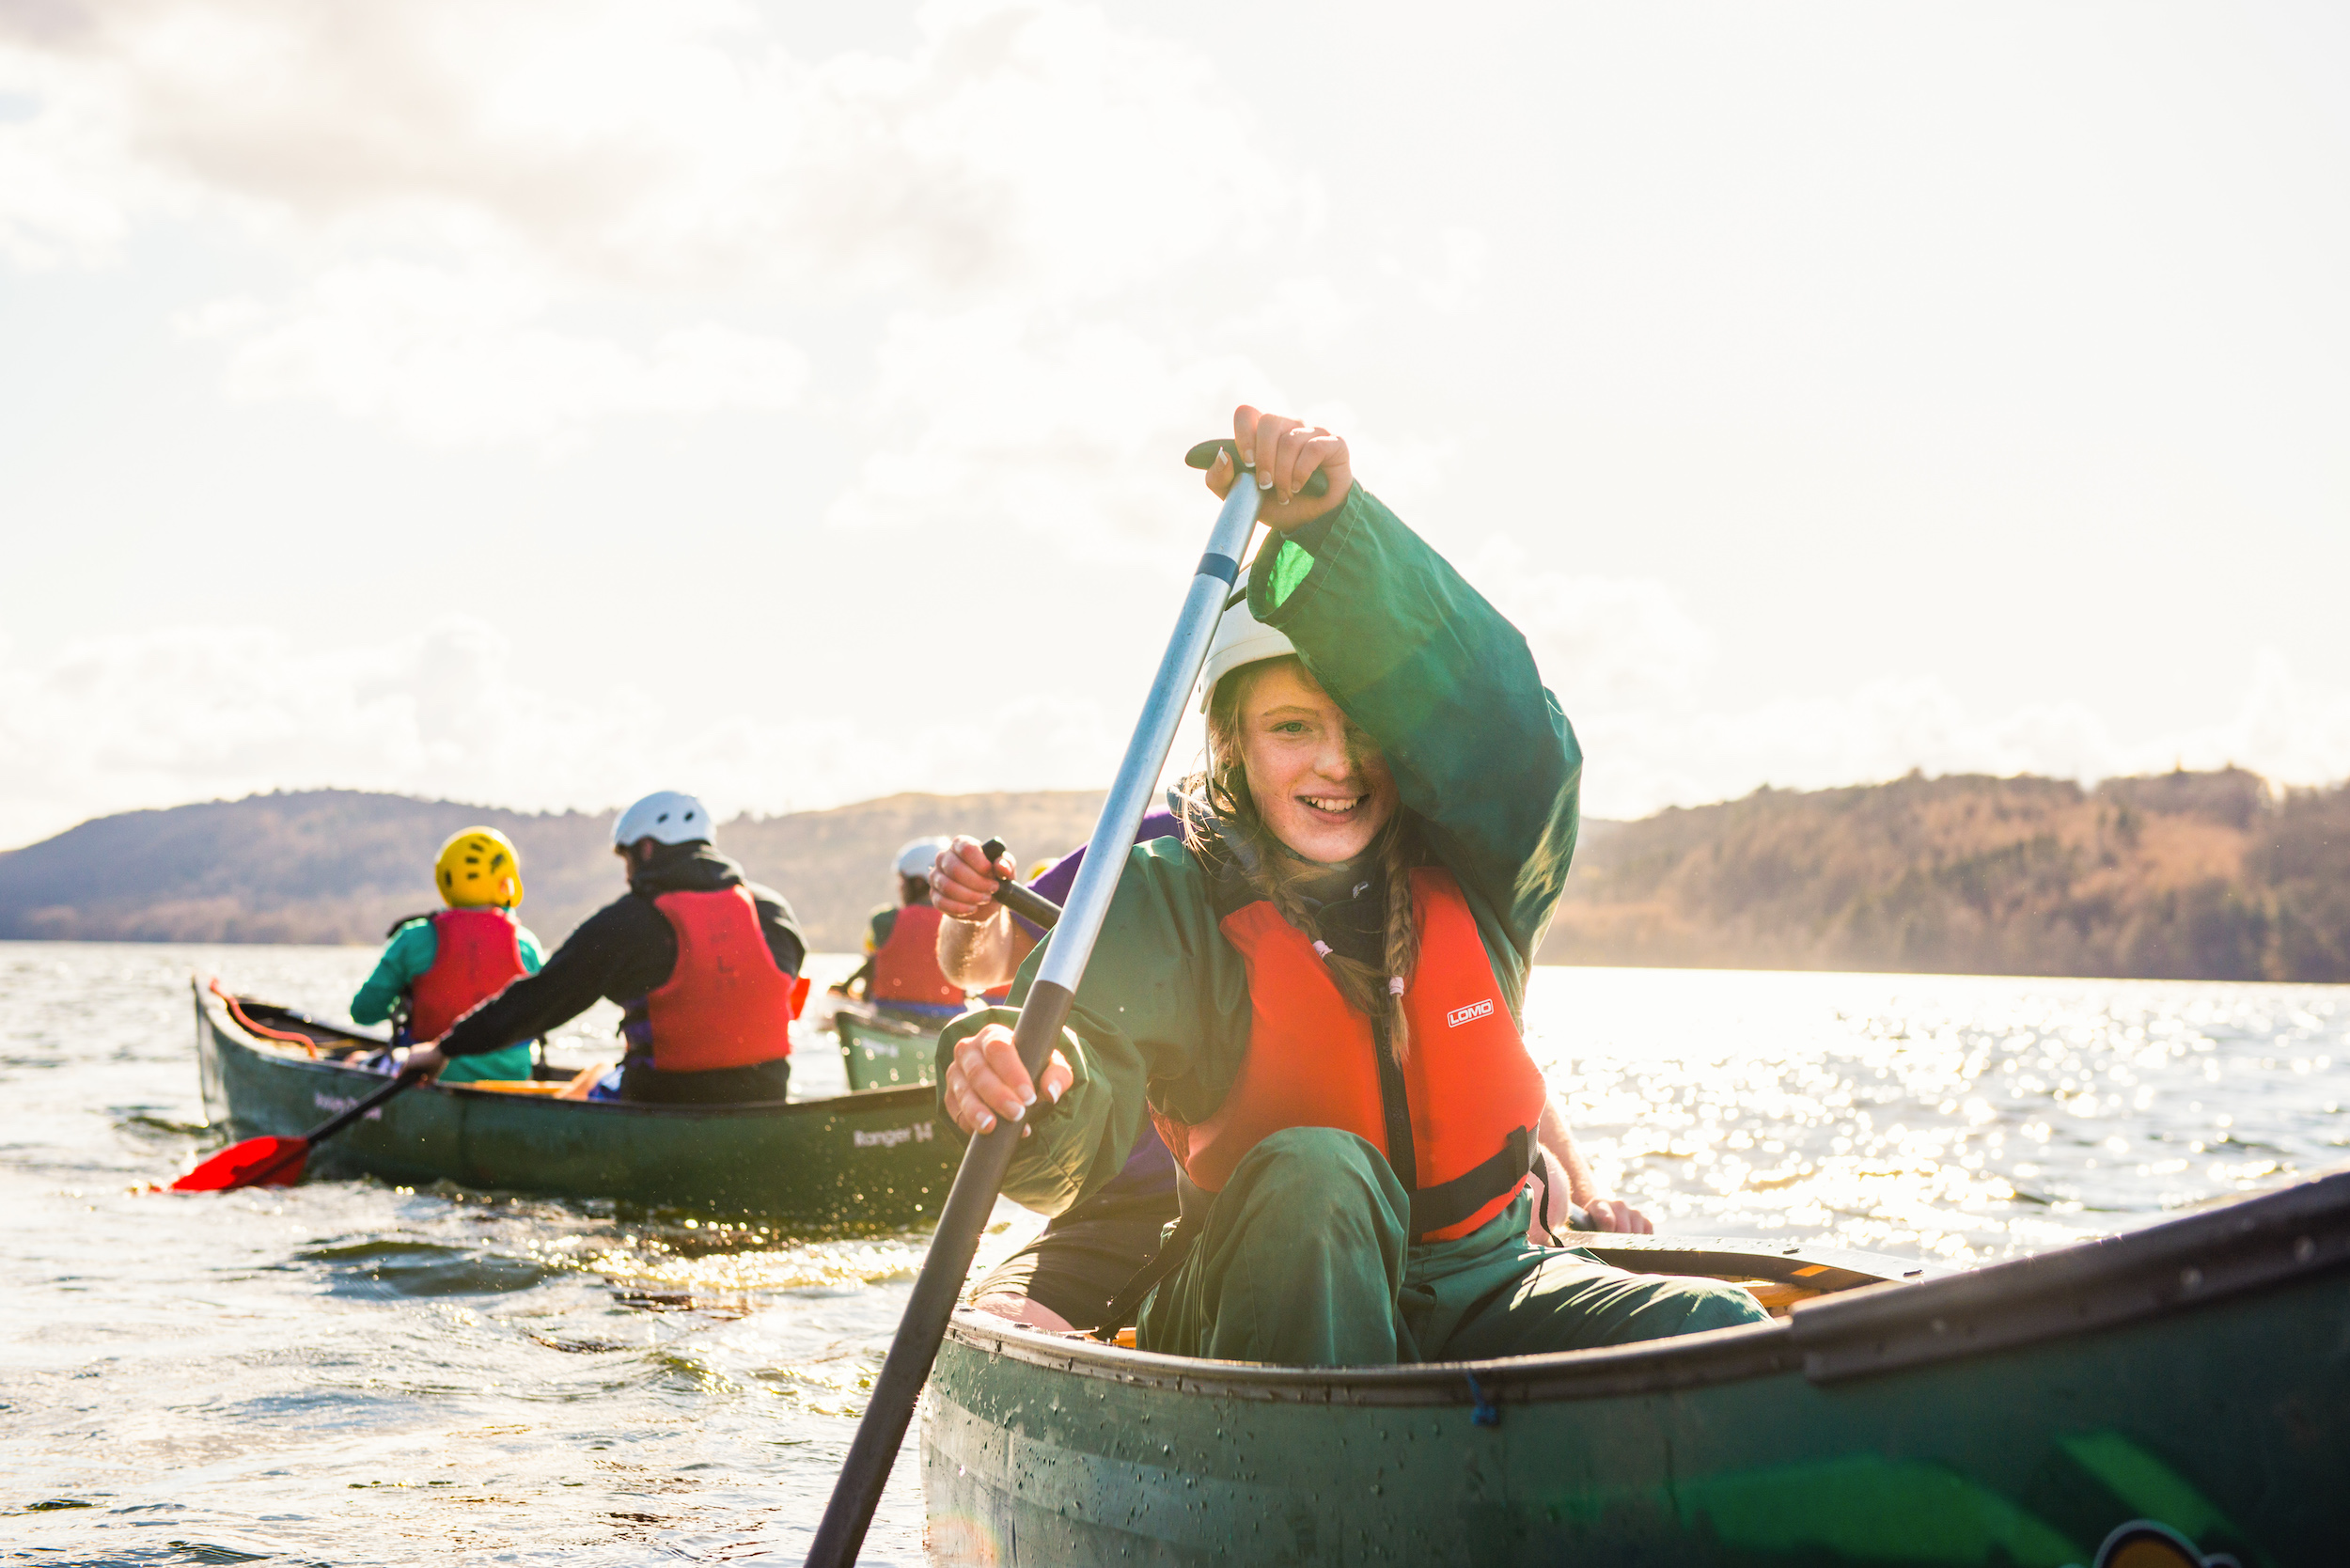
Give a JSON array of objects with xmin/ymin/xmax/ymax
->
[
  {"xmin": 1201, "ymin": 404, "xmax": 1352, "ymax": 531},
  {"xmin": 944, "ymin": 1022, "xmax": 1073, "ymax": 1137}
]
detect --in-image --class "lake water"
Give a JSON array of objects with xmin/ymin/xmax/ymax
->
[{"xmin": 3, "ymin": 941, "xmax": 2344, "ymax": 1564}]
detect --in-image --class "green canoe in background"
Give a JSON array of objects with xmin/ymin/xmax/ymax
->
[
  {"xmin": 834, "ymin": 1005, "xmax": 935, "ymax": 1092},
  {"xmin": 193, "ymin": 979, "xmax": 956, "ymax": 1228},
  {"xmin": 924, "ymin": 1171, "xmax": 2350, "ymax": 1566}
]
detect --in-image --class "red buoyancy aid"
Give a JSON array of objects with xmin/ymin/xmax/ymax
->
[
  {"xmin": 407, "ymin": 908, "xmax": 529, "ymax": 1043},
  {"xmin": 643, "ymin": 888, "xmax": 809, "ymax": 1073},
  {"xmin": 1153, "ymin": 867, "xmax": 1547, "ymax": 1242},
  {"xmin": 870, "ymin": 902, "xmax": 964, "ymax": 1010}
]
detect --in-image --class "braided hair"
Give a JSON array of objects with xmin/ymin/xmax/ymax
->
[{"xmin": 1182, "ymin": 654, "xmax": 1422, "ymax": 1064}]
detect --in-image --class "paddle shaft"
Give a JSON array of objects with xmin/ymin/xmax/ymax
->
[
  {"xmin": 804, "ymin": 470, "xmax": 1266, "ymax": 1568},
  {"xmin": 976, "ymin": 837, "xmax": 1061, "ymax": 932},
  {"xmin": 235, "ymin": 1067, "xmax": 426, "ymax": 1187}
]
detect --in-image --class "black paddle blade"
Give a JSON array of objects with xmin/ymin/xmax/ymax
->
[{"xmin": 1183, "ymin": 438, "xmax": 1331, "ymax": 498}]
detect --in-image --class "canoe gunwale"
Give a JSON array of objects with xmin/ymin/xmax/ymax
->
[
  {"xmin": 943, "ymin": 1309, "xmax": 1801, "ymax": 1405},
  {"xmin": 835, "ymin": 1006, "xmax": 935, "ymax": 1092},
  {"xmin": 836, "ymin": 1007, "xmax": 930, "ymax": 1040},
  {"xmin": 200, "ymin": 979, "xmax": 937, "ymax": 1122},
  {"xmin": 1790, "ymin": 1166, "xmax": 2350, "ymax": 1382},
  {"xmin": 941, "ymin": 1166, "xmax": 2350, "ymax": 1405}
]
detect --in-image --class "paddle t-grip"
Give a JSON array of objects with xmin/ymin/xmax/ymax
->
[
  {"xmin": 1184, "ymin": 438, "xmax": 1331, "ymax": 498},
  {"xmin": 978, "ymin": 837, "xmax": 1062, "ymax": 931}
]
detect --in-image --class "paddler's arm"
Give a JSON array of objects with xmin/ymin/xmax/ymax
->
[
  {"xmin": 351, "ymin": 919, "xmax": 435, "ymax": 1026},
  {"xmin": 934, "ymin": 842, "xmax": 1240, "ymax": 1215},
  {"xmin": 932, "ymin": 836, "xmax": 1031, "ymax": 991},
  {"xmin": 833, "ymin": 909, "xmax": 888, "ymax": 997},
  {"xmin": 742, "ymin": 882, "xmax": 809, "ymax": 978},
  {"xmin": 432, "ymin": 898, "xmax": 664, "ymax": 1059},
  {"xmin": 1537, "ymin": 1097, "xmax": 1652, "ymax": 1234},
  {"xmin": 1246, "ymin": 482, "xmax": 1580, "ymax": 963}
]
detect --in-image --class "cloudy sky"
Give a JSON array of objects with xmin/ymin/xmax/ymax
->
[{"xmin": 3, "ymin": 1, "xmax": 2346, "ymax": 849}]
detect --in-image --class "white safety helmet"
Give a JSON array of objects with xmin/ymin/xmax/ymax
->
[
  {"xmin": 895, "ymin": 836, "xmax": 950, "ymax": 879},
  {"xmin": 613, "ymin": 791, "xmax": 714, "ymax": 849},
  {"xmin": 1198, "ymin": 595, "xmax": 1298, "ymax": 712}
]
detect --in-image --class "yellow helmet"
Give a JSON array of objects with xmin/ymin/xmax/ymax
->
[{"xmin": 434, "ymin": 828, "xmax": 524, "ymax": 909}]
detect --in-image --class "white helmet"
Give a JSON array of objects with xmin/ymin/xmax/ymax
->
[
  {"xmin": 613, "ymin": 791, "xmax": 714, "ymax": 849},
  {"xmin": 1198, "ymin": 595, "xmax": 1298, "ymax": 712},
  {"xmin": 895, "ymin": 836, "xmax": 950, "ymax": 879}
]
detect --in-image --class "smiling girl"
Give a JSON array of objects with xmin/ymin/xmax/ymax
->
[{"xmin": 937, "ymin": 406, "xmax": 1764, "ymax": 1367}]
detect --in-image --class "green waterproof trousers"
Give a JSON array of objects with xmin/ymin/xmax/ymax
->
[{"xmin": 1136, "ymin": 1127, "xmax": 1770, "ymax": 1368}]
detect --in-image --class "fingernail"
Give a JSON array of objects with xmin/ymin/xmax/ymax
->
[
  {"xmin": 1006, "ymin": 1102, "xmax": 1024, "ymax": 1121},
  {"xmin": 977, "ymin": 1114, "xmax": 995, "ymax": 1134},
  {"xmin": 1256, "ymin": 470, "xmax": 1274, "ymax": 491},
  {"xmin": 1020, "ymin": 1083, "xmax": 1036, "ymax": 1105},
  {"xmin": 1240, "ymin": 447, "xmax": 1253, "ymax": 466},
  {"xmin": 1047, "ymin": 1082, "xmax": 1062, "ymax": 1103}
]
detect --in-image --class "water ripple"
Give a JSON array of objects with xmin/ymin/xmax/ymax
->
[{"xmin": 3, "ymin": 941, "xmax": 2342, "ymax": 1562}]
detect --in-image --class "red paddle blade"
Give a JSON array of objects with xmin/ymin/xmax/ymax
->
[{"xmin": 169, "ymin": 1136, "xmax": 309, "ymax": 1192}]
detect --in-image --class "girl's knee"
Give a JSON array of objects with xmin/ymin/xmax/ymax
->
[
  {"xmin": 1222, "ymin": 1128, "xmax": 1405, "ymax": 1237},
  {"xmin": 1680, "ymin": 1278, "xmax": 1773, "ymax": 1332}
]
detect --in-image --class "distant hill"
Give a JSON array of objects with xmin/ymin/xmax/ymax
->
[
  {"xmin": 8, "ymin": 770, "xmax": 2346, "ymax": 981},
  {"xmin": 1540, "ymin": 767, "xmax": 2350, "ymax": 982},
  {"xmin": 0, "ymin": 789, "xmax": 1105, "ymax": 952}
]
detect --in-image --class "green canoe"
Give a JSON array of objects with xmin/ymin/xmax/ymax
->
[
  {"xmin": 192, "ymin": 979, "xmax": 956, "ymax": 1227},
  {"xmin": 923, "ymin": 1169, "xmax": 2350, "ymax": 1566},
  {"xmin": 834, "ymin": 1006, "xmax": 935, "ymax": 1092}
]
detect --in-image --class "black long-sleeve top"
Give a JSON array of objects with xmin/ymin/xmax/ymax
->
[{"xmin": 437, "ymin": 842, "xmax": 806, "ymax": 1058}]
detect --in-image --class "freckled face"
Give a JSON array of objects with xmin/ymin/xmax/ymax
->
[{"xmin": 1233, "ymin": 661, "xmax": 1398, "ymax": 864}]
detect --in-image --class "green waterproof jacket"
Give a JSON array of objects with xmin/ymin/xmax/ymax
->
[{"xmin": 935, "ymin": 483, "xmax": 1582, "ymax": 1217}]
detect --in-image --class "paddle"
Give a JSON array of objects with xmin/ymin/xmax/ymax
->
[
  {"xmin": 803, "ymin": 447, "xmax": 1295, "ymax": 1567},
  {"xmin": 976, "ymin": 837, "xmax": 1062, "ymax": 931},
  {"xmin": 169, "ymin": 1066, "xmax": 428, "ymax": 1192}
]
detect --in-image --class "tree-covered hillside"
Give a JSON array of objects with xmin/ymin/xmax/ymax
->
[
  {"xmin": 8, "ymin": 770, "xmax": 2345, "ymax": 980},
  {"xmin": 0, "ymin": 790, "xmax": 1105, "ymax": 952},
  {"xmin": 1540, "ymin": 768, "xmax": 2350, "ymax": 981}
]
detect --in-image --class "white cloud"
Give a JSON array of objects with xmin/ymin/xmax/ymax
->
[
  {"xmin": 0, "ymin": 0, "xmax": 1274, "ymax": 292},
  {"xmin": 1577, "ymin": 656, "xmax": 2350, "ymax": 821},
  {"xmin": 1382, "ymin": 227, "xmax": 1486, "ymax": 315},
  {"xmin": 10, "ymin": 609, "xmax": 2346, "ymax": 853},
  {"xmin": 1460, "ymin": 540, "xmax": 2350, "ymax": 820},
  {"xmin": 180, "ymin": 260, "xmax": 807, "ymax": 446},
  {"xmin": 0, "ymin": 618, "xmax": 1153, "ymax": 848},
  {"xmin": 1468, "ymin": 537, "xmax": 1715, "ymax": 713},
  {"xmin": 2, "ymin": 0, "xmax": 1310, "ymax": 456},
  {"xmin": 827, "ymin": 303, "xmax": 1283, "ymax": 545},
  {"xmin": 5, "ymin": 0, "xmax": 2343, "ymax": 846}
]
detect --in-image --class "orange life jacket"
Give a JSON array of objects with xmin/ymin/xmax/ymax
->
[
  {"xmin": 405, "ymin": 908, "xmax": 529, "ymax": 1043},
  {"xmin": 870, "ymin": 902, "xmax": 964, "ymax": 1012},
  {"xmin": 638, "ymin": 887, "xmax": 808, "ymax": 1073},
  {"xmin": 1152, "ymin": 867, "xmax": 1546, "ymax": 1242}
]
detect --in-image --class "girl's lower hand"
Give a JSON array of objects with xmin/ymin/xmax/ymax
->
[
  {"xmin": 400, "ymin": 1044, "xmax": 448, "ymax": 1079},
  {"xmin": 1202, "ymin": 404, "xmax": 1351, "ymax": 530},
  {"xmin": 944, "ymin": 1022, "xmax": 1073, "ymax": 1137},
  {"xmin": 1583, "ymin": 1197, "xmax": 1653, "ymax": 1234}
]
